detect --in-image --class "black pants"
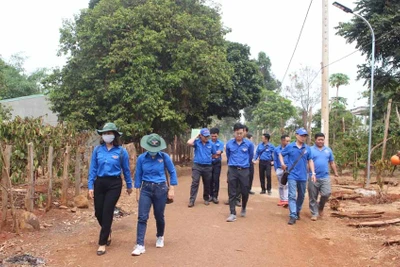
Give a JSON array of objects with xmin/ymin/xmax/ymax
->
[
  {"xmin": 249, "ymin": 163, "xmax": 254, "ymax": 191},
  {"xmin": 190, "ymin": 163, "xmax": 212, "ymax": 202},
  {"xmin": 210, "ymin": 162, "xmax": 222, "ymax": 199},
  {"xmin": 94, "ymin": 177, "xmax": 122, "ymax": 245},
  {"xmin": 228, "ymin": 167, "xmax": 249, "ymax": 215},
  {"xmin": 259, "ymin": 160, "xmax": 272, "ymax": 192}
]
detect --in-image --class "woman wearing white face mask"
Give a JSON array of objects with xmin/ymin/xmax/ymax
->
[
  {"xmin": 88, "ymin": 122, "xmax": 133, "ymax": 256},
  {"xmin": 131, "ymin": 133, "xmax": 178, "ymax": 256}
]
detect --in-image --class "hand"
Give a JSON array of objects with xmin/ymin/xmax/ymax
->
[
  {"xmin": 216, "ymin": 151, "xmax": 222, "ymax": 155},
  {"xmin": 168, "ymin": 188, "xmax": 175, "ymax": 200},
  {"xmin": 252, "ymin": 160, "xmax": 257, "ymax": 164},
  {"xmin": 88, "ymin": 190, "xmax": 94, "ymax": 199},
  {"xmin": 281, "ymin": 164, "xmax": 287, "ymax": 171},
  {"xmin": 311, "ymin": 174, "xmax": 316, "ymax": 183},
  {"xmin": 135, "ymin": 189, "xmax": 140, "ymax": 202},
  {"xmin": 271, "ymin": 161, "xmax": 274, "ymax": 166},
  {"xmin": 334, "ymin": 173, "xmax": 339, "ymax": 178},
  {"xmin": 126, "ymin": 188, "xmax": 133, "ymax": 195}
]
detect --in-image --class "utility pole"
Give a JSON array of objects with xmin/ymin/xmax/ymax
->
[{"xmin": 321, "ymin": 0, "xmax": 330, "ymax": 145}]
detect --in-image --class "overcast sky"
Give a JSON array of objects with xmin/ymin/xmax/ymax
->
[{"xmin": 0, "ymin": 0, "xmax": 368, "ymax": 108}]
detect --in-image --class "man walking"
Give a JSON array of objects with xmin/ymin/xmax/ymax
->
[
  {"xmin": 187, "ymin": 128, "xmax": 216, "ymax": 207},
  {"xmin": 225, "ymin": 123, "xmax": 254, "ymax": 222},
  {"xmin": 308, "ymin": 133, "xmax": 339, "ymax": 221},
  {"xmin": 274, "ymin": 134, "xmax": 291, "ymax": 207},
  {"xmin": 253, "ymin": 133, "xmax": 275, "ymax": 195},
  {"xmin": 210, "ymin": 128, "xmax": 224, "ymax": 204},
  {"xmin": 279, "ymin": 128, "xmax": 316, "ymax": 225}
]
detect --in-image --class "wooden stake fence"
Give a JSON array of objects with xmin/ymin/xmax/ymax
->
[
  {"xmin": 61, "ymin": 146, "xmax": 71, "ymax": 206},
  {"xmin": 46, "ymin": 146, "xmax": 53, "ymax": 212},
  {"xmin": 74, "ymin": 149, "xmax": 81, "ymax": 197},
  {"xmin": 26, "ymin": 143, "xmax": 35, "ymax": 212},
  {"xmin": 1, "ymin": 145, "xmax": 12, "ymax": 227}
]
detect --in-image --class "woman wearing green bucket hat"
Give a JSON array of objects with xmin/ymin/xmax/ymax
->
[
  {"xmin": 88, "ymin": 122, "xmax": 133, "ymax": 256},
  {"xmin": 131, "ymin": 133, "xmax": 178, "ymax": 256}
]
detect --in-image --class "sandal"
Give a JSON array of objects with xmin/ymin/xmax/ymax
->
[{"xmin": 97, "ymin": 246, "xmax": 106, "ymax": 256}]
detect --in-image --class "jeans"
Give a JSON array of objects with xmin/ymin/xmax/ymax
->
[
  {"xmin": 288, "ymin": 179, "xmax": 307, "ymax": 219},
  {"xmin": 275, "ymin": 168, "xmax": 288, "ymax": 201},
  {"xmin": 210, "ymin": 162, "xmax": 222, "ymax": 199},
  {"xmin": 136, "ymin": 182, "xmax": 168, "ymax": 246},
  {"xmin": 94, "ymin": 176, "xmax": 122, "ymax": 245},
  {"xmin": 308, "ymin": 178, "xmax": 331, "ymax": 216},
  {"xmin": 259, "ymin": 160, "xmax": 272, "ymax": 192}
]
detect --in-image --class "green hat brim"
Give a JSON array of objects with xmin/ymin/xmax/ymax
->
[
  {"xmin": 97, "ymin": 129, "xmax": 123, "ymax": 136},
  {"xmin": 140, "ymin": 134, "xmax": 167, "ymax": 152}
]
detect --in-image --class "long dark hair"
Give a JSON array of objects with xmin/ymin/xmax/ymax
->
[{"xmin": 99, "ymin": 131, "xmax": 122, "ymax": 146}]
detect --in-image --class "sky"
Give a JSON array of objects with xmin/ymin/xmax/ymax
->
[{"xmin": 0, "ymin": 0, "xmax": 369, "ymax": 109}]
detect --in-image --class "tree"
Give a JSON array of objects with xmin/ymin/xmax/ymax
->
[
  {"xmin": 256, "ymin": 52, "xmax": 280, "ymax": 91},
  {"xmin": 46, "ymin": 0, "xmax": 235, "ymax": 141},
  {"xmin": 0, "ymin": 104, "xmax": 12, "ymax": 121},
  {"xmin": 207, "ymin": 41, "xmax": 263, "ymax": 119},
  {"xmin": 335, "ymin": 0, "xmax": 400, "ymax": 120},
  {"xmin": 329, "ymin": 73, "xmax": 350, "ymax": 100},
  {"xmin": 284, "ymin": 66, "xmax": 321, "ymax": 136},
  {"xmin": 0, "ymin": 55, "xmax": 47, "ymax": 100}
]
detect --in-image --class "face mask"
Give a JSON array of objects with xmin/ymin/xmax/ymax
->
[
  {"xmin": 102, "ymin": 134, "xmax": 115, "ymax": 144},
  {"xmin": 148, "ymin": 151, "xmax": 158, "ymax": 156}
]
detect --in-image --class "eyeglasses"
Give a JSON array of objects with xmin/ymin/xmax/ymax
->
[{"xmin": 300, "ymin": 135, "xmax": 308, "ymax": 137}]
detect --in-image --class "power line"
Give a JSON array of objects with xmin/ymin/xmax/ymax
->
[{"xmin": 280, "ymin": 0, "xmax": 314, "ymax": 86}]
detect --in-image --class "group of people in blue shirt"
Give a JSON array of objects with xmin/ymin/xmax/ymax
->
[
  {"xmin": 88, "ymin": 121, "xmax": 339, "ymax": 256},
  {"xmin": 187, "ymin": 124, "xmax": 339, "ymax": 225}
]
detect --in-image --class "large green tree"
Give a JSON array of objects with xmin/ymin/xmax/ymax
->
[
  {"xmin": 256, "ymin": 52, "xmax": 280, "ymax": 91},
  {"xmin": 0, "ymin": 55, "xmax": 46, "ymax": 100},
  {"xmin": 46, "ymin": 0, "xmax": 236, "ymax": 140},
  {"xmin": 329, "ymin": 73, "xmax": 350, "ymax": 100},
  {"xmin": 335, "ymin": 0, "xmax": 400, "ymax": 120}
]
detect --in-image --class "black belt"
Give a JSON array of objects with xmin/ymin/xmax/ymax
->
[
  {"xmin": 212, "ymin": 161, "xmax": 222, "ymax": 165},
  {"xmin": 195, "ymin": 163, "xmax": 212, "ymax": 167},
  {"xmin": 229, "ymin": 166, "xmax": 249, "ymax": 170},
  {"xmin": 260, "ymin": 160, "xmax": 272, "ymax": 162},
  {"xmin": 98, "ymin": 176, "xmax": 120, "ymax": 179}
]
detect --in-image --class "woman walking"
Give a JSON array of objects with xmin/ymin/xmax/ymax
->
[
  {"xmin": 131, "ymin": 133, "xmax": 178, "ymax": 256},
  {"xmin": 88, "ymin": 122, "xmax": 133, "ymax": 256}
]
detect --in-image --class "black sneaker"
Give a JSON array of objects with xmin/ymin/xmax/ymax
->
[
  {"xmin": 297, "ymin": 213, "xmax": 301, "ymax": 220},
  {"xmin": 267, "ymin": 191, "xmax": 272, "ymax": 195},
  {"xmin": 204, "ymin": 200, "xmax": 210, "ymax": 205},
  {"xmin": 235, "ymin": 201, "xmax": 242, "ymax": 207},
  {"xmin": 212, "ymin": 197, "xmax": 219, "ymax": 204},
  {"xmin": 188, "ymin": 202, "xmax": 194, "ymax": 208},
  {"xmin": 249, "ymin": 191, "xmax": 255, "ymax": 195},
  {"xmin": 288, "ymin": 217, "xmax": 296, "ymax": 225},
  {"xmin": 260, "ymin": 191, "xmax": 266, "ymax": 194}
]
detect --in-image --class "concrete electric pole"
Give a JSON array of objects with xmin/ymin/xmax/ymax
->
[{"xmin": 321, "ymin": 0, "xmax": 330, "ymax": 145}]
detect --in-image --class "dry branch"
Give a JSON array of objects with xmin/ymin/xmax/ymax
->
[
  {"xmin": 332, "ymin": 193, "xmax": 361, "ymax": 200},
  {"xmin": 348, "ymin": 218, "xmax": 400, "ymax": 227},
  {"xmin": 383, "ymin": 239, "xmax": 400, "ymax": 246},
  {"xmin": 331, "ymin": 212, "xmax": 383, "ymax": 219}
]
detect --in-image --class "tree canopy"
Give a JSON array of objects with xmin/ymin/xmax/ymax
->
[
  {"xmin": 329, "ymin": 73, "xmax": 350, "ymax": 99},
  {"xmin": 0, "ymin": 55, "xmax": 47, "ymax": 100},
  {"xmin": 45, "ymin": 0, "xmax": 263, "ymax": 140},
  {"xmin": 335, "ymin": 0, "xmax": 400, "ymax": 119}
]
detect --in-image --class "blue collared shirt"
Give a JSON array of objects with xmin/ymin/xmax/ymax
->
[
  {"xmin": 310, "ymin": 145, "xmax": 334, "ymax": 179},
  {"xmin": 226, "ymin": 138, "xmax": 255, "ymax": 168},
  {"xmin": 88, "ymin": 145, "xmax": 133, "ymax": 190},
  {"xmin": 134, "ymin": 152, "xmax": 178, "ymax": 188},
  {"xmin": 274, "ymin": 145, "xmax": 288, "ymax": 170},
  {"xmin": 193, "ymin": 138, "xmax": 216, "ymax": 165},
  {"xmin": 253, "ymin": 142, "xmax": 275, "ymax": 161},
  {"xmin": 280, "ymin": 142, "xmax": 313, "ymax": 181},
  {"xmin": 212, "ymin": 139, "xmax": 224, "ymax": 163}
]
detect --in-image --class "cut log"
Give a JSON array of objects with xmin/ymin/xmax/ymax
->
[
  {"xmin": 331, "ymin": 212, "xmax": 383, "ymax": 219},
  {"xmin": 383, "ymin": 239, "xmax": 400, "ymax": 246},
  {"xmin": 332, "ymin": 193, "xmax": 361, "ymax": 200},
  {"xmin": 348, "ymin": 218, "xmax": 400, "ymax": 227},
  {"xmin": 332, "ymin": 185, "xmax": 361, "ymax": 190}
]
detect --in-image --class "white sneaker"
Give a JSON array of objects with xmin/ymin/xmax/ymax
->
[
  {"xmin": 131, "ymin": 244, "xmax": 146, "ymax": 256},
  {"xmin": 156, "ymin": 236, "xmax": 164, "ymax": 248}
]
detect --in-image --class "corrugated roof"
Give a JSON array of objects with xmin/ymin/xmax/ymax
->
[{"xmin": 0, "ymin": 94, "xmax": 45, "ymax": 103}]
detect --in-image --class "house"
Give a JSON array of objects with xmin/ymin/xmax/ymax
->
[{"xmin": 0, "ymin": 94, "xmax": 58, "ymax": 126}]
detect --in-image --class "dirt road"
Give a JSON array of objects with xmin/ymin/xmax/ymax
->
[{"xmin": 1, "ymin": 163, "xmax": 381, "ymax": 266}]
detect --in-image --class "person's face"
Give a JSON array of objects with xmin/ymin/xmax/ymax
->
[
  {"xmin": 262, "ymin": 136, "xmax": 269, "ymax": 143},
  {"xmin": 315, "ymin": 136, "xmax": 325, "ymax": 148},
  {"xmin": 281, "ymin": 137, "xmax": 290, "ymax": 147},
  {"xmin": 210, "ymin": 133, "xmax": 218, "ymax": 142},
  {"xmin": 296, "ymin": 134, "xmax": 307, "ymax": 144},
  {"xmin": 200, "ymin": 134, "xmax": 210, "ymax": 142},
  {"xmin": 234, "ymin": 129, "xmax": 244, "ymax": 141}
]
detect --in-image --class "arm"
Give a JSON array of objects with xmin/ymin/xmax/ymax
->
[
  {"xmin": 187, "ymin": 135, "xmax": 199, "ymax": 146},
  {"xmin": 270, "ymin": 146, "xmax": 275, "ymax": 165},
  {"xmin": 252, "ymin": 144, "xmax": 260, "ymax": 162},
  {"xmin": 249, "ymin": 142, "xmax": 255, "ymax": 165},
  {"xmin": 279, "ymin": 153, "xmax": 286, "ymax": 171},
  {"xmin": 164, "ymin": 153, "xmax": 178, "ymax": 186},
  {"xmin": 134, "ymin": 156, "xmax": 144, "ymax": 189},
  {"xmin": 308, "ymin": 159, "xmax": 316, "ymax": 182},
  {"xmin": 225, "ymin": 143, "xmax": 230, "ymax": 163},
  {"xmin": 121, "ymin": 148, "xmax": 133, "ymax": 189},
  {"xmin": 88, "ymin": 147, "xmax": 99, "ymax": 198},
  {"xmin": 329, "ymin": 161, "xmax": 339, "ymax": 177}
]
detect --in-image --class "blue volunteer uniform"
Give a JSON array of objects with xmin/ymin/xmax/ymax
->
[
  {"xmin": 254, "ymin": 142, "xmax": 275, "ymax": 193},
  {"xmin": 212, "ymin": 139, "xmax": 224, "ymax": 164},
  {"xmin": 88, "ymin": 145, "xmax": 132, "ymax": 190},
  {"xmin": 310, "ymin": 145, "xmax": 334, "ymax": 179},
  {"xmin": 253, "ymin": 142, "xmax": 275, "ymax": 161},
  {"xmin": 210, "ymin": 139, "xmax": 224, "ymax": 200},
  {"xmin": 134, "ymin": 152, "xmax": 178, "ymax": 188},
  {"xmin": 280, "ymin": 142, "xmax": 312, "ymax": 181},
  {"xmin": 226, "ymin": 138, "xmax": 254, "ymax": 168},
  {"xmin": 193, "ymin": 138, "xmax": 216, "ymax": 165},
  {"xmin": 273, "ymin": 145, "xmax": 288, "ymax": 170}
]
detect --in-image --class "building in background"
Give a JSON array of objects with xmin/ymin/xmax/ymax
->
[{"xmin": 0, "ymin": 94, "xmax": 58, "ymax": 126}]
